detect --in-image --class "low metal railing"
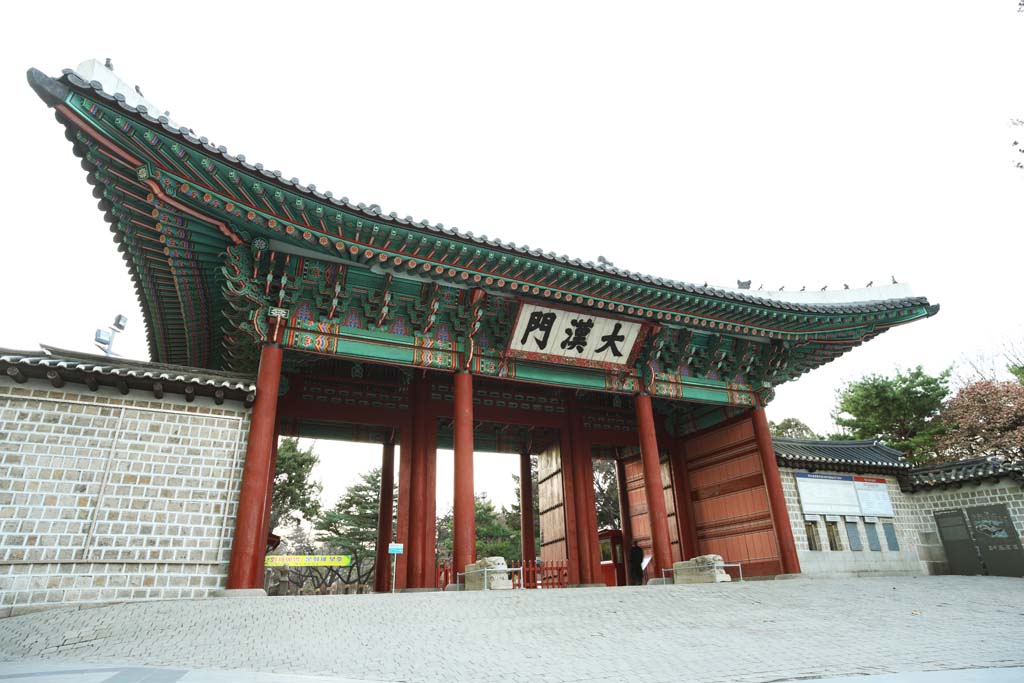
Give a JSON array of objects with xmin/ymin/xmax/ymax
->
[
  {"xmin": 436, "ymin": 560, "xmax": 570, "ymax": 589},
  {"xmin": 455, "ymin": 566, "xmax": 526, "ymax": 590}
]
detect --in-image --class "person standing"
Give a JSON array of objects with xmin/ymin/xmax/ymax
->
[{"xmin": 628, "ymin": 540, "xmax": 645, "ymax": 585}]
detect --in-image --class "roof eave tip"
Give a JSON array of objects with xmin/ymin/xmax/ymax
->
[
  {"xmin": 26, "ymin": 67, "xmax": 68, "ymax": 108},
  {"xmin": 926, "ymin": 303, "xmax": 941, "ymax": 317}
]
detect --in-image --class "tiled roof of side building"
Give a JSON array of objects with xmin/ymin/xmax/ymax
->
[
  {"xmin": 26, "ymin": 61, "xmax": 937, "ymax": 318},
  {"xmin": 0, "ymin": 345, "xmax": 255, "ymax": 405},
  {"xmin": 773, "ymin": 437, "xmax": 912, "ymax": 474},
  {"xmin": 903, "ymin": 457, "xmax": 1024, "ymax": 491}
]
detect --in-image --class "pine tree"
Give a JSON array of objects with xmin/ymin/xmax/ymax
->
[
  {"xmin": 592, "ymin": 459, "xmax": 620, "ymax": 530},
  {"xmin": 315, "ymin": 467, "xmax": 396, "ymax": 589},
  {"xmin": 436, "ymin": 494, "xmax": 519, "ymax": 561},
  {"xmin": 832, "ymin": 366, "xmax": 950, "ymax": 459},
  {"xmin": 271, "ymin": 438, "xmax": 322, "ymax": 530}
]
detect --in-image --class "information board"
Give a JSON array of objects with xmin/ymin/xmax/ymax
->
[
  {"xmin": 795, "ymin": 473, "xmax": 894, "ymax": 517},
  {"xmin": 795, "ymin": 473, "xmax": 863, "ymax": 516},
  {"xmin": 854, "ymin": 477, "xmax": 894, "ymax": 516}
]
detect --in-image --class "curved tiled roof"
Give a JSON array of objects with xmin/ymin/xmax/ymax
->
[
  {"xmin": 773, "ymin": 437, "xmax": 911, "ymax": 473},
  {"xmin": 0, "ymin": 345, "xmax": 255, "ymax": 405},
  {"xmin": 27, "ymin": 62, "xmax": 937, "ymax": 318},
  {"xmin": 904, "ymin": 457, "xmax": 1024, "ymax": 491}
]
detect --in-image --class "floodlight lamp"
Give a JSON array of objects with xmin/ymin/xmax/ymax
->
[
  {"xmin": 95, "ymin": 329, "xmax": 113, "ymax": 346},
  {"xmin": 112, "ymin": 314, "xmax": 128, "ymax": 331}
]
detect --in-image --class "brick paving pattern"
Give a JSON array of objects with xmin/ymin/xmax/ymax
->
[{"xmin": 1, "ymin": 576, "xmax": 1023, "ymax": 682}]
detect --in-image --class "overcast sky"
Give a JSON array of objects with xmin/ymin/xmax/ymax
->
[{"xmin": 2, "ymin": 2, "xmax": 1021, "ymax": 512}]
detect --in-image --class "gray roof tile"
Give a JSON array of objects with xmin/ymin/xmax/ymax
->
[{"xmin": 774, "ymin": 437, "xmax": 911, "ymax": 472}]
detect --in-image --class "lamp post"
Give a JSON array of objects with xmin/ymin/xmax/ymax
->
[{"xmin": 94, "ymin": 314, "xmax": 128, "ymax": 356}]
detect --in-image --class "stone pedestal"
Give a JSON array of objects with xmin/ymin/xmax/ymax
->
[
  {"xmin": 209, "ymin": 588, "xmax": 268, "ymax": 598},
  {"xmin": 672, "ymin": 555, "xmax": 732, "ymax": 584},
  {"xmin": 464, "ymin": 556, "xmax": 513, "ymax": 591}
]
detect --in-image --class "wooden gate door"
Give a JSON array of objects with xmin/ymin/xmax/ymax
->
[
  {"xmin": 684, "ymin": 417, "xmax": 783, "ymax": 576},
  {"xmin": 622, "ymin": 456, "xmax": 682, "ymax": 566},
  {"xmin": 538, "ymin": 443, "xmax": 568, "ymax": 567}
]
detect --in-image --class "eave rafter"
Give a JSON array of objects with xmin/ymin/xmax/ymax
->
[
  {"xmin": 28, "ymin": 64, "xmax": 938, "ymax": 401},
  {"xmin": 56, "ymin": 85, "xmax": 936, "ymax": 341}
]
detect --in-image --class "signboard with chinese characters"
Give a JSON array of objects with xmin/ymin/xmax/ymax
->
[{"xmin": 507, "ymin": 303, "xmax": 645, "ymax": 370}]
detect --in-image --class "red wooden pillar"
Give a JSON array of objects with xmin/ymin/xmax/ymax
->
[
  {"xmin": 227, "ymin": 340, "xmax": 283, "ymax": 590},
  {"xmin": 452, "ymin": 371, "xmax": 476, "ymax": 576},
  {"xmin": 373, "ymin": 439, "xmax": 396, "ymax": 592},
  {"xmin": 419, "ymin": 415, "xmax": 438, "ymax": 587},
  {"xmin": 669, "ymin": 439, "xmax": 699, "ymax": 560},
  {"xmin": 394, "ymin": 418, "xmax": 415, "ymax": 590},
  {"xmin": 567, "ymin": 393, "xmax": 600, "ymax": 584},
  {"xmin": 252, "ymin": 425, "xmax": 280, "ymax": 585},
  {"xmin": 575, "ymin": 448, "xmax": 601, "ymax": 584},
  {"xmin": 751, "ymin": 406, "xmax": 801, "ymax": 575},
  {"xmin": 408, "ymin": 404, "xmax": 426, "ymax": 587},
  {"xmin": 519, "ymin": 451, "xmax": 537, "ymax": 569},
  {"xmin": 615, "ymin": 457, "xmax": 634, "ymax": 584},
  {"xmin": 634, "ymin": 393, "xmax": 673, "ymax": 580}
]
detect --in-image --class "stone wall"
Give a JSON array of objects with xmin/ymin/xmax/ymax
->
[
  {"xmin": 0, "ymin": 380, "xmax": 249, "ymax": 616},
  {"xmin": 901, "ymin": 480, "xmax": 1024, "ymax": 575},
  {"xmin": 780, "ymin": 467, "xmax": 924, "ymax": 576},
  {"xmin": 782, "ymin": 466, "xmax": 1024, "ymax": 577}
]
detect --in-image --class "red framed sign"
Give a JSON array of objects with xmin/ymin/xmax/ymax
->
[{"xmin": 505, "ymin": 302, "xmax": 647, "ymax": 371}]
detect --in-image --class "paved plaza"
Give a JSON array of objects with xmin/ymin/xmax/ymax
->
[{"xmin": 1, "ymin": 576, "xmax": 1023, "ymax": 683}]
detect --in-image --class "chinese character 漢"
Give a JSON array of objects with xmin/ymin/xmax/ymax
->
[
  {"xmin": 595, "ymin": 322, "xmax": 626, "ymax": 357},
  {"xmin": 521, "ymin": 311, "xmax": 556, "ymax": 350},
  {"xmin": 560, "ymin": 318, "xmax": 594, "ymax": 353}
]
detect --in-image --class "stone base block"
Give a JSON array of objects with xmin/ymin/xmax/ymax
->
[
  {"xmin": 465, "ymin": 556, "xmax": 514, "ymax": 591},
  {"xmin": 209, "ymin": 588, "xmax": 267, "ymax": 598},
  {"xmin": 672, "ymin": 555, "xmax": 733, "ymax": 585}
]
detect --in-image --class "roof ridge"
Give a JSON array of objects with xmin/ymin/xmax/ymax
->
[
  {"xmin": 34, "ymin": 344, "xmax": 255, "ymax": 381},
  {"xmin": 773, "ymin": 437, "xmax": 879, "ymax": 445}
]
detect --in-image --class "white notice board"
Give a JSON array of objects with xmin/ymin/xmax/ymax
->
[
  {"xmin": 795, "ymin": 473, "xmax": 862, "ymax": 516},
  {"xmin": 796, "ymin": 473, "xmax": 894, "ymax": 517},
  {"xmin": 854, "ymin": 477, "xmax": 894, "ymax": 517}
]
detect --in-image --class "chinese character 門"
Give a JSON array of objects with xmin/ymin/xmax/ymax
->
[{"xmin": 521, "ymin": 311, "xmax": 556, "ymax": 350}]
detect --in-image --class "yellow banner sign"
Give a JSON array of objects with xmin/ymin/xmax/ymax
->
[{"xmin": 264, "ymin": 554, "xmax": 352, "ymax": 567}]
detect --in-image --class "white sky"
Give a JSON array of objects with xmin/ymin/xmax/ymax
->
[{"xmin": 2, "ymin": 2, "xmax": 1022, "ymax": 511}]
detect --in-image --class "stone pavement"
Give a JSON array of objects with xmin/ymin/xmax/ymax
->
[
  {"xmin": 0, "ymin": 659, "xmax": 369, "ymax": 682},
  {"xmin": 1, "ymin": 576, "xmax": 1022, "ymax": 683}
]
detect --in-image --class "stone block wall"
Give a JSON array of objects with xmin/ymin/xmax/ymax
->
[
  {"xmin": 0, "ymin": 380, "xmax": 249, "ymax": 615},
  {"xmin": 900, "ymin": 480, "xmax": 1024, "ymax": 575},
  {"xmin": 780, "ymin": 468, "xmax": 924, "ymax": 576}
]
